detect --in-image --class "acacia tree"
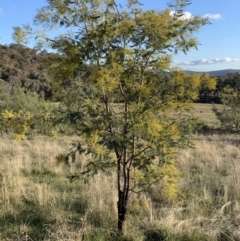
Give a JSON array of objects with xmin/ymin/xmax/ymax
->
[{"xmin": 14, "ymin": 0, "xmax": 216, "ymax": 235}]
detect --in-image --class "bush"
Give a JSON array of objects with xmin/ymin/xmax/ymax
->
[
  {"xmin": 144, "ymin": 228, "xmax": 168, "ymax": 241},
  {"xmin": 213, "ymin": 87, "xmax": 240, "ymax": 131},
  {"xmin": 0, "ymin": 87, "xmax": 56, "ymax": 138},
  {"xmin": 1, "ymin": 109, "xmax": 32, "ymax": 140}
]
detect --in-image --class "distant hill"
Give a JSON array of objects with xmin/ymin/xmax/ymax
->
[{"xmin": 185, "ymin": 69, "xmax": 240, "ymax": 76}]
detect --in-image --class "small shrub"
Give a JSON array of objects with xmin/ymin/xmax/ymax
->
[
  {"xmin": 1, "ymin": 109, "xmax": 32, "ymax": 140},
  {"xmin": 144, "ymin": 228, "xmax": 168, "ymax": 241},
  {"xmin": 0, "ymin": 88, "xmax": 56, "ymax": 138}
]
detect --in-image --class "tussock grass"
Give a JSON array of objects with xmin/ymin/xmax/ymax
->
[{"xmin": 1, "ymin": 133, "xmax": 240, "ymax": 240}]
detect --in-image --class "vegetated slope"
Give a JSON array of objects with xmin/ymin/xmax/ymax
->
[
  {"xmin": 186, "ymin": 69, "xmax": 240, "ymax": 76},
  {"xmin": 208, "ymin": 69, "xmax": 240, "ymax": 76},
  {"xmin": 0, "ymin": 44, "xmax": 52, "ymax": 98}
]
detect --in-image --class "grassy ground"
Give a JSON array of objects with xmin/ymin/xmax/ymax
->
[
  {"xmin": 1, "ymin": 129, "xmax": 240, "ymax": 240},
  {"xmin": 191, "ymin": 103, "xmax": 221, "ymax": 128}
]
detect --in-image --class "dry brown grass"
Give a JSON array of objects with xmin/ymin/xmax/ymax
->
[
  {"xmin": 174, "ymin": 134, "xmax": 240, "ymax": 240},
  {"xmin": 191, "ymin": 103, "xmax": 221, "ymax": 128},
  {"xmin": 1, "ymin": 133, "xmax": 240, "ymax": 240}
]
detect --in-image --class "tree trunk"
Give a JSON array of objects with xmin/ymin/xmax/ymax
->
[{"xmin": 117, "ymin": 190, "xmax": 127, "ymax": 236}]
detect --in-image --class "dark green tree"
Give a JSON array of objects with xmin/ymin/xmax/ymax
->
[
  {"xmin": 213, "ymin": 86, "xmax": 240, "ymax": 131},
  {"xmin": 13, "ymin": 0, "xmax": 215, "ymax": 235}
]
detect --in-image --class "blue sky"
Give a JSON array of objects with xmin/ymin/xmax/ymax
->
[{"xmin": 0, "ymin": 0, "xmax": 239, "ymax": 71}]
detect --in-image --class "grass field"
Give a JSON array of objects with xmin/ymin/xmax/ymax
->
[
  {"xmin": 191, "ymin": 103, "xmax": 221, "ymax": 128},
  {"xmin": 1, "ymin": 130, "xmax": 240, "ymax": 240},
  {"xmin": 1, "ymin": 103, "xmax": 240, "ymax": 240}
]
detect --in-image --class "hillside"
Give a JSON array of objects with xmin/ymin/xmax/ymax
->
[
  {"xmin": 186, "ymin": 69, "xmax": 240, "ymax": 76},
  {"xmin": 0, "ymin": 44, "xmax": 52, "ymax": 98}
]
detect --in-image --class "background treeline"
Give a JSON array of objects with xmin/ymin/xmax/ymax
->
[
  {"xmin": 199, "ymin": 72, "xmax": 240, "ymax": 103},
  {"xmin": 1, "ymin": 43, "xmax": 240, "ymax": 103}
]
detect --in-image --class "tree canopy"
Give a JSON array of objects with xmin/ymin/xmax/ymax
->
[{"xmin": 13, "ymin": 0, "xmax": 216, "ymax": 235}]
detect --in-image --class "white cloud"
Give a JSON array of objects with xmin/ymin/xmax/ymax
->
[
  {"xmin": 170, "ymin": 11, "xmax": 192, "ymax": 20},
  {"xmin": 203, "ymin": 13, "xmax": 222, "ymax": 20},
  {"xmin": 177, "ymin": 58, "xmax": 240, "ymax": 66},
  {"xmin": 0, "ymin": 7, "xmax": 3, "ymax": 15},
  {"xmin": 170, "ymin": 11, "xmax": 222, "ymax": 21}
]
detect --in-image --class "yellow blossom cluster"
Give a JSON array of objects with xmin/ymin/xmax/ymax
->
[{"xmin": 1, "ymin": 110, "xmax": 32, "ymax": 140}]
